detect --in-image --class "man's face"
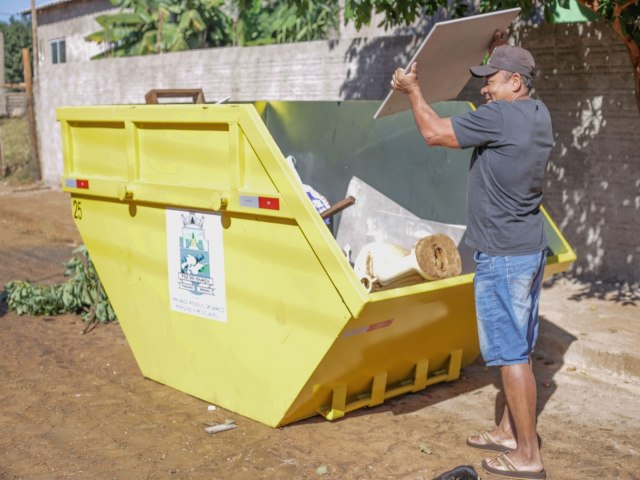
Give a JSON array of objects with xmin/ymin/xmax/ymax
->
[{"xmin": 480, "ymin": 71, "xmax": 514, "ymax": 103}]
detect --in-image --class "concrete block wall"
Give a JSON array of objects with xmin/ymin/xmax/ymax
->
[
  {"xmin": 35, "ymin": 22, "xmax": 639, "ymax": 282},
  {"xmin": 526, "ymin": 24, "xmax": 639, "ymax": 283}
]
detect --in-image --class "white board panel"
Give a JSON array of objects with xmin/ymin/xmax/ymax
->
[{"xmin": 374, "ymin": 8, "xmax": 521, "ymax": 119}]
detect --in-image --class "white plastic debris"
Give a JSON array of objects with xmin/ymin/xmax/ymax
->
[{"xmin": 204, "ymin": 423, "xmax": 237, "ymax": 434}]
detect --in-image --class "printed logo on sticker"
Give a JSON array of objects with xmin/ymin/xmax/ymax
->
[
  {"xmin": 166, "ymin": 209, "xmax": 227, "ymax": 322},
  {"xmin": 178, "ymin": 212, "xmax": 213, "ymax": 296}
]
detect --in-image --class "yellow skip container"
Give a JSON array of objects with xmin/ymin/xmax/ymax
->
[{"xmin": 58, "ymin": 100, "xmax": 575, "ymax": 427}]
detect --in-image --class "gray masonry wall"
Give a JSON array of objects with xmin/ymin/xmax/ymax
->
[
  {"xmin": 527, "ymin": 24, "xmax": 639, "ymax": 284},
  {"xmin": 35, "ymin": 22, "xmax": 639, "ymax": 282}
]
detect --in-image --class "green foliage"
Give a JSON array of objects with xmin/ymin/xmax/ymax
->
[
  {"xmin": 339, "ymin": 0, "xmax": 472, "ymax": 30},
  {"xmin": 275, "ymin": 0, "xmax": 339, "ymax": 43},
  {"xmin": 4, "ymin": 246, "xmax": 116, "ymax": 332},
  {"xmin": 598, "ymin": 0, "xmax": 640, "ymax": 48},
  {"xmin": 342, "ymin": 0, "xmax": 442, "ymax": 30},
  {"xmin": 86, "ymin": 0, "xmax": 340, "ymax": 55},
  {"xmin": 594, "ymin": 0, "xmax": 640, "ymax": 30},
  {"xmin": 234, "ymin": 0, "xmax": 339, "ymax": 46},
  {"xmin": 0, "ymin": 17, "xmax": 32, "ymax": 84},
  {"xmin": 88, "ymin": 0, "xmax": 232, "ymax": 57},
  {"xmin": 476, "ymin": 0, "xmax": 550, "ymax": 23},
  {"xmin": 298, "ymin": 0, "xmax": 639, "ymax": 45}
]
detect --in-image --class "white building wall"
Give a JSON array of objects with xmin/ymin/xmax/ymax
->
[{"xmin": 37, "ymin": 5, "xmax": 118, "ymax": 66}]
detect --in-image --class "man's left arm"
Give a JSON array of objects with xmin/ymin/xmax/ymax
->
[{"xmin": 391, "ymin": 63, "xmax": 460, "ymax": 149}]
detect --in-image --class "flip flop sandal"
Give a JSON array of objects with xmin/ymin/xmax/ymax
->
[
  {"xmin": 466, "ymin": 432, "xmax": 512, "ymax": 453},
  {"xmin": 481, "ymin": 453, "xmax": 546, "ymax": 480}
]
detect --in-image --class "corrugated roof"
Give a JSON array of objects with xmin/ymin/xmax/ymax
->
[{"xmin": 20, "ymin": 0, "xmax": 79, "ymax": 15}]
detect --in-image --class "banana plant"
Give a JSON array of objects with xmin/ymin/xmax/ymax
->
[
  {"xmin": 86, "ymin": 0, "xmax": 231, "ymax": 58},
  {"xmin": 86, "ymin": 0, "xmax": 341, "ymax": 53},
  {"xmin": 230, "ymin": 0, "xmax": 340, "ymax": 46}
]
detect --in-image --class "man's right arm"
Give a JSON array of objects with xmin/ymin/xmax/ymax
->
[{"xmin": 391, "ymin": 63, "xmax": 460, "ymax": 149}]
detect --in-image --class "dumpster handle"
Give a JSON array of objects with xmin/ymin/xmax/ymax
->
[{"xmin": 145, "ymin": 88, "xmax": 206, "ymax": 104}]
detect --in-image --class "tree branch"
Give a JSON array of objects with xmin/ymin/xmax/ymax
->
[
  {"xmin": 616, "ymin": 0, "xmax": 638, "ymax": 10},
  {"xmin": 576, "ymin": 0, "xmax": 640, "ymax": 112}
]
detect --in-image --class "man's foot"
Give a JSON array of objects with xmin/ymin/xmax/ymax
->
[
  {"xmin": 466, "ymin": 431, "xmax": 516, "ymax": 453},
  {"xmin": 481, "ymin": 452, "xmax": 546, "ymax": 479}
]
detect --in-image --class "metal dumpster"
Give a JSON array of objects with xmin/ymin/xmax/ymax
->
[{"xmin": 58, "ymin": 100, "xmax": 575, "ymax": 427}]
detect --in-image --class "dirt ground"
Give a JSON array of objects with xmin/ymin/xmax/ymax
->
[{"xmin": 1, "ymin": 185, "xmax": 639, "ymax": 480}]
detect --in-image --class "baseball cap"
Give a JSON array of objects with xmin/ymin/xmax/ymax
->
[{"xmin": 469, "ymin": 45, "xmax": 535, "ymax": 79}]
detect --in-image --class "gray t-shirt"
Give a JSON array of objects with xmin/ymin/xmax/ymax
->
[{"xmin": 451, "ymin": 99, "xmax": 553, "ymax": 255}]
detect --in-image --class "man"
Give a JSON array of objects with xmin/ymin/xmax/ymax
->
[{"xmin": 391, "ymin": 44, "xmax": 551, "ymax": 480}]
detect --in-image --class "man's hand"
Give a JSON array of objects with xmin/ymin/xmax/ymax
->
[
  {"xmin": 391, "ymin": 62, "xmax": 419, "ymax": 95},
  {"xmin": 489, "ymin": 29, "xmax": 508, "ymax": 54}
]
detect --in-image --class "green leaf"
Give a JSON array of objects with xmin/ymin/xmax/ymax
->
[
  {"xmin": 179, "ymin": 9, "xmax": 206, "ymax": 32},
  {"xmin": 95, "ymin": 12, "xmax": 144, "ymax": 29},
  {"xmin": 6, "ymin": 245, "xmax": 116, "ymax": 328}
]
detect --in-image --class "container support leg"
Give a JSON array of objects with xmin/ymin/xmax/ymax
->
[
  {"xmin": 445, "ymin": 349, "xmax": 463, "ymax": 382},
  {"xmin": 322, "ymin": 384, "xmax": 347, "ymax": 421},
  {"xmin": 318, "ymin": 349, "xmax": 464, "ymax": 421}
]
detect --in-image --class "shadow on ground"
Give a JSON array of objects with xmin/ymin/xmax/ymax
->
[{"xmin": 544, "ymin": 275, "xmax": 639, "ymax": 306}]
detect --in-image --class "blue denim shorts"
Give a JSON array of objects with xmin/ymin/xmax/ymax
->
[{"xmin": 473, "ymin": 250, "xmax": 546, "ymax": 366}]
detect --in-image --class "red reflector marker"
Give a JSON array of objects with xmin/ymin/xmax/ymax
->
[
  {"xmin": 258, "ymin": 197, "xmax": 280, "ymax": 210},
  {"xmin": 76, "ymin": 179, "xmax": 90, "ymax": 189}
]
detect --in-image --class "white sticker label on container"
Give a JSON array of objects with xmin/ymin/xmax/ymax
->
[{"xmin": 166, "ymin": 209, "xmax": 227, "ymax": 322}]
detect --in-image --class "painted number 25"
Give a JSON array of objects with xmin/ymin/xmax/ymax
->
[{"xmin": 72, "ymin": 200, "xmax": 83, "ymax": 220}]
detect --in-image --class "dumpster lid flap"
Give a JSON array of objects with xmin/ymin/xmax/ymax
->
[{"xmin": 374, "ymin": 8, "xmax": 521, "ymax": 119}]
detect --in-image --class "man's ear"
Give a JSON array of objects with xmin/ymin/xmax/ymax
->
[{"xmin": 511, "ymin": 73, "xmax": 523, "ymax": 92}]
